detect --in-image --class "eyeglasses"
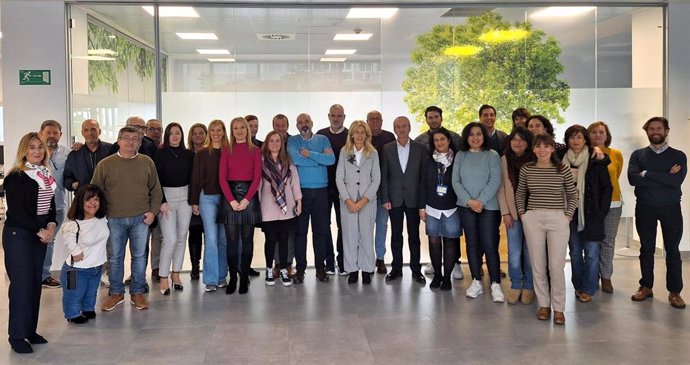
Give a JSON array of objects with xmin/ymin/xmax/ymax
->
[
  {"xmin": 148, "ymin": 127, "xmax": 162, "ymax": 132},
  {"xmin": 119, "ymin": 137, "xmax": 141, "ymax": 143}
]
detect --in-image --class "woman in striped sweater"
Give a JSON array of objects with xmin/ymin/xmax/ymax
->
[{"xmin": 516, "ymin": 134, "xmax": 578, "ymax": 325}]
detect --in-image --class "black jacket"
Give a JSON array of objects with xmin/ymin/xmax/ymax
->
[
  {"xmin": 63, "ymin": 140, "xmax": 113, "ymax": 191},
  {"xmin": 4, "ymin": 170, "xmax": 57, "ymax": 233},
  {"xmin": 420, "ymin": 154, "xmax": 457, "ymax": 210}
]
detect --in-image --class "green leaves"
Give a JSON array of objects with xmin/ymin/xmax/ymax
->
[{"xmin": 403, "ymin": 12, "xmax": 570, "ymax": 133}]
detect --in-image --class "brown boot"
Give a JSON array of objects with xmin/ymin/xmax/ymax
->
[
  {"xmin": 287, "ymin": 264, "xmax": 295, "ymax": 278},
  {"xmin": 631, "ymin": 287, "xmax": 653, "ymax": 301},
  {"xmin": 601, "ymin": 278, "xmax": 613, "ymax": 293},
  {"xmin": 272, "ymin": 265, "xmax": 280, "ymax": 280},
  {"xmin": 536, "ymin": 307, "xmax": 551, "ymax": 320},
  {"xmin": 506, "ymin": 289, "xmax": 521, "ymax": 305},
  {"xmin": 521, "ymin": 289, "xmax": 535, "ymax": 305},
  {"xmin": 669, "ymin": 292, "xmax": 686, "ymax": 309}
]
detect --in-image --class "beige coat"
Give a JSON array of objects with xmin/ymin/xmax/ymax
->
[{"xmin": 497, "ymin": 155, "xmax": 519, "ymax": 220}]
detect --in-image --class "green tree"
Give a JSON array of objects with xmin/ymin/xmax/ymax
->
[{"xmin": 403, "ymin": 12, "xmax": 570, "ymax": 133}]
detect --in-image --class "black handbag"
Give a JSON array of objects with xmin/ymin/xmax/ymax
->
[{"xmin": 66, "ymin": 221, "xmax": 80, "ymax": 290}]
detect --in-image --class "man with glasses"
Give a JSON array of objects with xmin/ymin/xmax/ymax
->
[
  {"xmin": 92, "ymin": 125, "xmax": 162, "ymax": 312},
  {"xmin": 145, "ymin": 119, "xmax": 163, "ymax": 147},
  {"xmin": 109, "ymin": 116, "xmax": 157, "ymax": 159},
  {"xmin": 37, "ymin": 120, "xmax": 70, "ymax": 289}
]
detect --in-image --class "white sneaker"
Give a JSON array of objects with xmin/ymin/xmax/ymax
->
[
  {"xmin": 491, "ymin": 282, "xmax": 505, "ymax": 303},
  {"xmin": 452, "ymin": 262, "xmax": 464, "ymax": 280},
  {"xmin": 100, "ymin": 273, "xmax": 110, "ymax": 288},
  {"xmin": 466, "ymin": 279, "xmax": 484, "ymax": 298},
  {"xmin": 424, "ymin": 264, "xmax": 435, "ymax": 275}
]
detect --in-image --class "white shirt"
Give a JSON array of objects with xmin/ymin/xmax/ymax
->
[
  {"xmin": 62, "ymin": 217, "xmax": 109, "ymax": 269},
  {"xmin": 425, "ymin": 205, "xmax": 457, "ymax": 219},
  {"xmin": 397, "ymin": 139, "xmax": 410, "ymax": 173},
  {"xmin": 354, "ymin": 146, "xmax": 364, "ymax": 166}
]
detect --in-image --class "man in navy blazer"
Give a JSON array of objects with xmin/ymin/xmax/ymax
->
[{"xmin": 380, "ymin": 116, "xmax": 428, "ymax": 285}]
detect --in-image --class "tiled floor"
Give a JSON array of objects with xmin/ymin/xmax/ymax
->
[{"xmin": 1, "ymin": 255, "xmax": 689, "ymax": 364}]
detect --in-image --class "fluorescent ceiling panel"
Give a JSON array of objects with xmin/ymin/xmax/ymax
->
[
  {"xmin": 347, "ymin": 8, "xmax": 398, "ymax": 19},
  {"xmin": 530, "ymin": 7, "xmax": 596, "ymax": 18},
  {"xmin": 177, "ymin": 33, "xmax": 218, "ymax": 40},
  {"xmin": 320, "ymin": 57, "xmax": 347, "ymax": 62},
  {"xmin": 197, "ymin": 49, "xmax": 231, "ymax": 55},
  {"xmin": 208, "ymin": 58, "xmax": 236, "ymax": 62},
  {"xmin": 333, "ymin": 33, "xmax": 373, "ymax": 41},
  {"xmin": 142, "ymin": 6, "xmax": 199, "ymax": 18},
  {"xmin": 325, "ymin": 49, "xmax": 357, "ymax": 55}
]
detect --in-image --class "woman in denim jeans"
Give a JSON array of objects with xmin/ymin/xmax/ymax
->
[
  {"xmin": 190, "ymin": 119, "xmax": 229, "ymax": 292},
  {"xmin": 497, "ymin": 127, "xmax": 535, "ymax": 304},
  {"xmin": 61, "ymin": 184, "xmax": 108, "ymax": 324}
]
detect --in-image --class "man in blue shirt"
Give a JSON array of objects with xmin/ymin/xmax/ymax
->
[{"xmin": 287, "ymin": 113, "xmax": 335, "ymax": 284}]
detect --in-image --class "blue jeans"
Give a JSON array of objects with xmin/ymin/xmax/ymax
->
[
  {"xmin": 460, "ymin": 207, "xmax": 501, "ymax": 283},
  {"xmin": 569, "ymin": 215, "xmax": 600, "ymax": 295},
  {"xmin": 199, "ymin": 192, "xmax": 228, "ymax": 285},
  {"xmin": 374, "ymin": 203, "xmax": 388, "ymax": 260},
  {"xmin": 506, "ymin": 219, "xmax": 533, "ymax": 290},
  {"xmin": 107, "ymin": 215, "xmax": 150, "ymax": 295},
  {"xmin": 42, "ymin": 209, "xmax": 65, "ymax": 279},
  {"xmin": 60, "ymin": 263, "xmax": 101, "ymax": 319}
]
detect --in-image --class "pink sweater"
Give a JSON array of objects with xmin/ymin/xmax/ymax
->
[
  {"xmin": 219, "ymin": 142, "xmax": 262, "ymax": 203},
  {"xmin": 259, "ymin": 163, "xmax": 303, "ymax": 222}
]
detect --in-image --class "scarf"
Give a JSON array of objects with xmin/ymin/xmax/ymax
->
[
  {"xmin": 565, "ymin": 148, "xmax": 589, "ymax": 232},
  {"xmin": 432, "ymin": 149, "xmax": 454, "ymax": 169},
  {"xmin": 24, "ymin": 162, "xmax": 57, "ymax": 191},
  {"xmin": 507, "ymin": 153, "xmax": 533, "ymax": 194},
  {"xmin": 262, "ymin": 157, "xmax": 291, "ymax": 214}
]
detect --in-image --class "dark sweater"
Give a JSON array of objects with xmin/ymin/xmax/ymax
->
[
  {"xmin": 317, "ymin": 127, "xmax": 348, "ymax": 189},
  {"xmin": 63, "ymin": 140, "xmax": 113, "ymax": 191},
  {"xmin": 371, "ymin": 130, "xmax": 396, "ymax": 162},
  {"xmin": 4, "ymin": 170, "xmax": 57, "ymax": 233},
  {"xmin": 421, "ymin": 155, "xmax": 457, "ymax": 210},
  {"xmin": 189, "ymin": 147, "xmax": 222, "ymax": 205},
  {"xmin": 154, "ymin": 146, "xmax": 195, "ymax": 203},
  {"xmin": 628, "ymin": 146, "xmax": 687, "ymax": 206}
]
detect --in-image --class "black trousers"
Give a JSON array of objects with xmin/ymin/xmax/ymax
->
[
  {"xmin": 188, "ymin": 223, "xmax": 204, "ymax": 267},
  {"xmin": 325, "ymin": 187, "xmax": 344, "ymax": 271},
  {"xmin": 3, "ymin": 225, "xmax": 47, "ymax": 341},
  {"xmin": 389, "ymin": 203, "xmax": 421, "ymax": 273},
  {"xmin": 635, "ymin": 202, "xmax": 684, "ymax": 293}
]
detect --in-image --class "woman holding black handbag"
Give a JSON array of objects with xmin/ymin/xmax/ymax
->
[{"xmin": 60, "ymin": 184, "xmax": 109, "ymax": 324}]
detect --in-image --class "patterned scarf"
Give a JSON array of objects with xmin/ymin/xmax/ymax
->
[
  {"xmin": 24, "ymin": 162, "xmax": 57, "ymax": 191},
  {"xmin": 565, "ymin": 148, "xmax": 589, "ymax": 232},
  {"xmin": 262, "ymin": 157, "xmax": 291, "ymax": 214}
]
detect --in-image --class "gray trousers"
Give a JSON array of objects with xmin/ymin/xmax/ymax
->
[
  {"xmin": 340, "ymin": 198, "xmax": 377, "ymax": 273},
  {"xmin": 158, "ymin": 186, "xmax": 193, "ymax": 276},
  {"xmin": 600, "ymin": 206, "xmax": 622, "ymax": 280}
]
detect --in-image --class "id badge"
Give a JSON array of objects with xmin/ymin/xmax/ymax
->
[{"xmin": 436, "ymin": 184, "xmax": 448, "ymax": 196}]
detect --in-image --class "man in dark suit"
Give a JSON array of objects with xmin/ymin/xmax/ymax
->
[{"xmin": 381, "ymin": 116, "xmax": 428, "ymax": 285}]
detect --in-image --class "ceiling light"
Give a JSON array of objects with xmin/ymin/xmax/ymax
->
[
  {"xmin": 320, "ymin": 57, "xmax": 347, "ymax": 62},
  {"xmin": 530, "ymin": 7, "xmax": 595, "ymax": 18},
  {"xmin": 142, "ymin": 6, "xmax": 199, "ymax": 18},
  {"xmin": 177, "ymin": 33, "xmax": 218, "ymax": 40},
  {"xmin": 479, "ymin": 29, "xmax": 529, "ymax": 43},
  {"xmin": 197, "ymin": 49, "xmax": 230, "ymax": 55},
  {"xmin": 444, "ymin": 45, "xmax": 482, "ymax": 57},
  {"xmin": 334, "ymin": 33, "xmax": 373, "ymax": 41},
  {"xmin": 88, "ymin": 49, "xmax": 118, "ymax": 56},
  {"xmin": 73, "ymin": 56, "xmax": 116, "ymax": 61},
  {"xmin": 325, "ymin": 49, "xmax": 357, "ymax": 55},
  {"xmin": 347, "ymin": 8, "xmax": 398, "ymax": 19},
  {"xmin": 208, "ymin": 58, "xmax": 236, "ymax": 62}
]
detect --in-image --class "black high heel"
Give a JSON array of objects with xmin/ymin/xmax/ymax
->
[
  {"xmin": 172, "ymin": 272, "xmax": 183, "ymax": 291},
  {"xmin": 173, "ymin": 283, "xmax": 184, "ymax": 291},
  {"xmin": 159, "ymin": 276, "xmax": 170, "ymax": 295}
]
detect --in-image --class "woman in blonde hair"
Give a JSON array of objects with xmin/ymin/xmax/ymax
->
[
  {"xmin": 335, "ymin": 120, "xmax": 380, "ymax": 285},
  {"xmin": 190, "ymin": 119, "xmax": 229, "ymax": 292},
  {"xmin": 218, "ymin": 117, "xmax": 262, "ymax": 294},
  {"xmin": 186, "ymin": 123, "xmax": 208, "ymax": 280},
  {"xmin": 3, "ymin": 132, "xmax": 58, "ymax": 353}
]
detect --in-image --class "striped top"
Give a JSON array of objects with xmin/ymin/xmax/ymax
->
[
  {"xmin": 515, "ymin": 163, "xmax": 578, "ymax": 217},
  {"xmin": 37, "ymin": 176, "xmax": 55, "ymax": 215}
]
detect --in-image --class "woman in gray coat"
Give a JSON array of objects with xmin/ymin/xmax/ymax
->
[{"xmin": 336, "ymin": 120, "xmax": 381, "ymax": 285}]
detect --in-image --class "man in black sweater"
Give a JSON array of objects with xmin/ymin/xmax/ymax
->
[{"xmin": 628, "ymin": 116, "xmax": 687, "ymax": 309}]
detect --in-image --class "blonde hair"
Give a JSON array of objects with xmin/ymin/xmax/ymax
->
[
  {"xmin": 205, "ymin": 119, "xmax": 229, "ymax": 149},
  {"xmin": 11, "ymin": 132, "xmax": 50, "ymax": 173},
  {"xmin": 227, "ymin": 117, "xmax": 256, "ymax": 154},
  {"xmin": 343, "ymin": 120, "xmax": 375, "ymax": 156}
]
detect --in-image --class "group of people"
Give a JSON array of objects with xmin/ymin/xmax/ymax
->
[{"xmin": 2, "ymin": 103, "xmax": 686, "ymax": 353}]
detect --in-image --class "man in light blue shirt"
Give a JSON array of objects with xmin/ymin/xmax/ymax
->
[{"xmin": 287, "ymin": 113, "xmax": 335, "ymax": 284}]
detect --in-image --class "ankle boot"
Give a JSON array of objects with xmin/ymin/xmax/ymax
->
[
  {"xmin": 191, "ymin": 263, "xmax": 200, "ymax": 280},
  {"xmin": 226, "ymin": 273, "xmax": 237, "ymax": 295},
  {"xmin": 239, "ymin": 275, "xmax": 249, "ymax": 294}
]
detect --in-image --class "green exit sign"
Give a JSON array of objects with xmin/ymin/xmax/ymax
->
[{"xmin": 20, "ymin": 70, "xmax": 51, "ymax": 85}]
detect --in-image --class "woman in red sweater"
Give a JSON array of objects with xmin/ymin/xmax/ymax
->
[{"xmin": 218, "ymin": 117, "xmax": 262, "ymax": 294}]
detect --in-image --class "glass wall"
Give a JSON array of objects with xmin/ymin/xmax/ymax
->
[{"xmin": 69, "ymin": 3, "xmax": 665, "ymax": 263}]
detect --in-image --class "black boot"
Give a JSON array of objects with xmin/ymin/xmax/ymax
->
[
  {"xmin": 191, "ymin": 262, "xmax": 200, "ymax": 280},
  {"xmin": 239, "ymin": 275, "xmax": 249, "ymax": 294},
  {"xmin": 226, "ymin": 273, "xmax": 237, "ymax": 295}
]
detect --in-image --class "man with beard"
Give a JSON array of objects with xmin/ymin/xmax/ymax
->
[
  {"xmin": 37, "ymin": 120, "xmax": 70, "ymax": 288},
  {"xmin": 628, "ymin": 116, "xmax": 687, "ymax": 309},
  {"xmin": 287, "ymin": 113, "xmax": 335, "ymax": 283}
]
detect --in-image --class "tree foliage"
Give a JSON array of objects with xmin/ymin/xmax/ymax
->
[
  {"xmin": 87, "ymin": 22, "xmax": 158, "ymax": 93},
  {"xmin": 402, "ymin": 12, "xmax": 570, "ymax": 133}
]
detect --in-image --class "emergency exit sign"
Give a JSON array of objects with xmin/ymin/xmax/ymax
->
[{"xmin": 19, "ymin": 70, "xmax": 51, "ymax": 85}]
